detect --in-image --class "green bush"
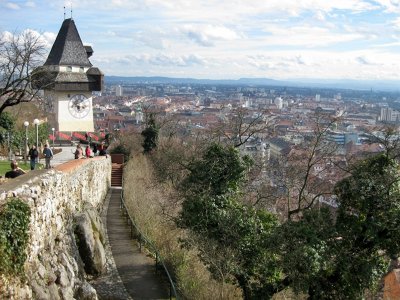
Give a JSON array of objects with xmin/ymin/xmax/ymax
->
[{"xmin": 0, "ymin": 198, "xmax": 31, "ymax": 275}]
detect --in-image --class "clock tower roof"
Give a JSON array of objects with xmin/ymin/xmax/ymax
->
[{"xmin": 44, "ymin": 18, "xmax": 92, "ymax": 67}]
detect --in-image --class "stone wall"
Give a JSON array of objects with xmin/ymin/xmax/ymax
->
[{"xmin": 0, "ymin": 156, "xmax": 111, "ymax": 299}]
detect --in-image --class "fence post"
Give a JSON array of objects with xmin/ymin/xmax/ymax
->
[{"xmin": 155, "ymin": 252, "xmax": 158, "ymax": 273}]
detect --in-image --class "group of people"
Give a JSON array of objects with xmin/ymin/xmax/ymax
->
[
  {"xmin": 5, "ymin": 141, "xmax": 107, "ymax": 179},
  {"xmin": 5, "ymin": 144, "xmax": 53, "ymax": 179},
  {"xmin": 74, "ymin": 143, "xmax": 107, "ymax": 159},
  {"xmin": 28, "ymin": 144, "xmax": 53, "ymax": 170}
]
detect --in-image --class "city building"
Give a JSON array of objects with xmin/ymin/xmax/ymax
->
[{"xmin": 116, "ymin": 85, "xmax": 123, "ymax": 96}]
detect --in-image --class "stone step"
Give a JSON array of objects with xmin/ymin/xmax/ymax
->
[{"xmin": 111, "ymin": 163, "xmax": 123, "ymax": 187}]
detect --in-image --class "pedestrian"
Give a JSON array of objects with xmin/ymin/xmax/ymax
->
[
  {"xmin": 98, "ymin": 143, "xmax": 107, "ymax": 156},
  {"xmin": 5, "ymin": 160, "xmax": 26, "ymax": 178},
  {"xmin": 43, "ymin": 144, "xmax": 53, "ymax": 169},
  {"xmin": 28, "ymin": 145, "xmax": 39, "ymax": 170},
  {"xmin": 74, "ymin": 144, "xmax": 83, "ymax": 159},
  {"xmin": 93, "ymin": 144, "xmax": 98, "ymax": 156},
  {"xmin": 85, "ymin": 145, "xmax": 92, "ymax": 158}
]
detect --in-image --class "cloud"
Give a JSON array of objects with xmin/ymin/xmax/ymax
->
[
  {"xmin": 5, "ymin": 2, "xmax": 20, "ymax": 9},
  {"xmin": 157, "ymin": 0, "xmax": 380, "ymax": 24},
  {"xmin": 182, "ymin": 25, "xmax": 241, "ymax": 47},
  {"xmin": 315, "ymin": 11, "xmax": 326, "ymax": 21},
  {"xmin": 390, "ymin": 17, "xmax": 400, "ymax": 30},
  {"xmin": 355, "ymin": 56, "xmax": 378, "ymax": 65},
  {"xmin": 0, "ymin": 31, "xmax": 14, "ymax": 43},
  {"xmin": 261, "ymin": 24, "xmax": 369, "ymax": 47},
  {"xmin": 246, "ymin": 54, "xmax": 313, "ymax": 71},
  {"xmin": 10, "ymin": 0, "xmax": 400, "ymax": 81},
  {"xmin": 111, "ymin": 53, "xmax": 207, "ymax": 67},
  {"xmin": 372, "ymin": 0, "xmax": 400, "ymax": 13},
  {"xmin": 133, "ymin": 29, "xmax": 168, "ymax": 50},
  {"xmin": 41, "ymin": 32, "xmax": 57, "ymax": 48},
  {"xmin": 1, "ymin": 29, "xmax": 56, "ymax": 49}
]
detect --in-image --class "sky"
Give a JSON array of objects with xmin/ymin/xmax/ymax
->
[{"xmin": 1, "ymin": 0, "xmax": 400, "ymax": 81}]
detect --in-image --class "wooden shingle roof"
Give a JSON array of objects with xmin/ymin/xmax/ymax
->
[{"xmin": 44, "ymin": 18, "xmax": 92, "ymax": 67}]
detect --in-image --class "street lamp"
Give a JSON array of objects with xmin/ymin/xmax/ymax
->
[
  {"xmin": 24, "ymin": 121, "xmax": 29, "ymax": 164},
  {"xmin": 7, "ymin": 131, "xmax": 12, "ymax": 161},
  {"xmin": 51, "ymin": 128, "xmax": 55, "ymax": 150},
  {"xmin": 33, "ymin": 118, "xmax": 39, "ymax": 148}
]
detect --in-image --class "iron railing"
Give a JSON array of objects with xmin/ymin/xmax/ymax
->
[{"xmin": 119, "ymin": 192, "xmax": 179, "ymax": 300}]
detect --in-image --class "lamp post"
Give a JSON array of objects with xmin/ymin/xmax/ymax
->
[
  {"xmin": 24, "ymin": 121, "xmax": 29, "ymax": 165},
  {"xmin": 51, "ymin": 128, "xmax": 55, "ymax": 150},
  {"xmin": 7, "ymin": 131, "xmax": 12, "ymax": 161},
  {"xmin": 33, "ymin": 119, "xmax": 39, "ymax": 148}
]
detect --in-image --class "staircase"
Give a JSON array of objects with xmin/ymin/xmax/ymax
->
[
  {"xmin": 111, "ymin": 163, "xmax": 123, "ymax": 187},
  {"xmin": 110, "ymin": 154, "xmax": 124, "ymax": 187}
]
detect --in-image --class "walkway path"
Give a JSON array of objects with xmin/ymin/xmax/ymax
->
[
  {"xmin": 107, "ymin": 188, "xmax": 169, "ymax": 299},
  {"xmin": 51, "ymin": 146, "xmax": 76, "ymax": 166},
  {"xmin": 93, "ymin": 188, "xmax": 170, "ymax": 300}
]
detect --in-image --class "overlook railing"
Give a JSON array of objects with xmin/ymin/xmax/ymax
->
[{"xmin": 119, "ymin": 192, "xmax": 179, "ymax": 300}]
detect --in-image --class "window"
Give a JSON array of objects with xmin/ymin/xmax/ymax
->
[
  {"xmin": 67, "ymin": 66, "xmax": 72, "ymax": 72},
  {"xmin": 79, "ymin": 67, "xmax": 84, "ymax": 73}
]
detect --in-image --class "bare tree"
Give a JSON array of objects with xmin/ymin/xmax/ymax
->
[
  {"xmin": 0, "ymin": 30, "xmax": 47, "ymax": 115},
  {"xmin": 209, "ymin": 107, "xmax": 272, "ymax": 148},
  {"xmin": 248, "ymin": 113, "xmax": 345, "ymax": 220},
  {"xmin": 364, "ymin": 125, "xmax": 400, "ymax": 159}
]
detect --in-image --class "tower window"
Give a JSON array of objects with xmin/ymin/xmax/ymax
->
[
  {"xmin": 67, "ymin": 66, "xmax": 72, "ymax": 72},
  {"xmin": 79, "ymin": 67, "xmax": 84, "ymax": 73}
]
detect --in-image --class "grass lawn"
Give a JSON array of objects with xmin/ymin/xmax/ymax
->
[{"xmin": 0, "ymin": 161, "xmax": 43, "ymax": 177}]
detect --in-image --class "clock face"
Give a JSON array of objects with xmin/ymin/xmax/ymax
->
[{"xmin": 68, "ymin": 94, "xmax": 90, "ymax": 118}]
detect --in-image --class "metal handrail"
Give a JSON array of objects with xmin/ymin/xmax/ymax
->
[{"xmin": 119, "ymin": 192, "xmax": 179, "ymax": 300}]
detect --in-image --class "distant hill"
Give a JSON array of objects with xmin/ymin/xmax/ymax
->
[
  {"xmin": 105, "ymin": 76, "xmax": 291, "ymax": 86},
  {"xmin": 105, "ymin": 76, "xmax": 400, "ymax": 92}
]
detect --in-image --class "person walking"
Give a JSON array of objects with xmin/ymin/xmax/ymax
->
[
  {"xmin": 28, "ymin": 145, "xmax": 39, "ymax": 170},
  {"xmin": 43, "ymin": 144, "xmax": 53, "ymax": 169}
]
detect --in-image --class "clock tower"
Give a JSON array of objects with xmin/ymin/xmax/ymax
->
[{"xmin": 41, "ymin": 18, "xmax": 103, "ymax": 132}]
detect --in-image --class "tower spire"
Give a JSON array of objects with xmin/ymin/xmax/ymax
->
[{"xmin": 70, "ymin": 2, "xmax": 73, "ymax": 19}]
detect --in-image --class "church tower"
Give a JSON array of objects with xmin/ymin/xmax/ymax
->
[{"xmin": 41, "ymin": 18, "xmax": 103, "ymax": 132}]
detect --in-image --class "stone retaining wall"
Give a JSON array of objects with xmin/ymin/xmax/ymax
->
[{"xmin": 0, "ymin": 156, "xmax": 111, "ymax": 299}]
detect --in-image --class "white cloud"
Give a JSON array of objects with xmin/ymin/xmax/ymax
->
[
  {"xmin": 92, "ymin": 46, "xmax": 400, "ymax": 80},
  {"xmin": 261, "ymin": 25, "xmax": 368, "ymax": 47},
  {"xmin": 109, "ymin": 53, "xmax": 207, "ymax": 67},
  {"xmin": 8, "ymin": 0, "xmax": 400, "ymax": 80},
  {"xmin": 6, "ymin": 2, "xmax": 20, "ymax": 9},
  {"xmin": 181, "ymin": 25, "xmax": 241, "ymax": 47},
  {"xmin": 355, "ymin": 55, "xmax": 380, "ymax": 65},
  {"xmin": 0, "ymin": 31, "xmax": 14, "ymax": 43},
  {"xmin": 41, "ymin": 32, "xmax": 57, "ymax": 48},
  {"xmin": 158, "ymin": 0, "xmax": 379, "ymax": 23},
  {"xmin": 133, "ymin": 29, "xmax": 168, "ymax": 50},
  {"xmin": 372, "ymin": 0, "xmax": 400, "ymax": 13},
  {"xmin": 243, "ymin": 49, "xmax": 400, "ymax": 80},
  {"xmin": 390, "ymin": 17, "xmax": 400, "ymax": 30},
  {"xmin": 1, "ymin": 29, "xmax": 56, "ymax": 49},
  {"xmin": 315, "ymin": 11, "xmax": 326, "ymax": 21}
]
